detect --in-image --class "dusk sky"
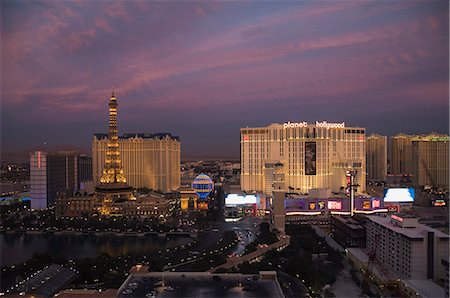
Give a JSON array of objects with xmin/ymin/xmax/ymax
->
[{"xmin": 1, "ymin": 0, "xmax": 449, "ymax": 160}]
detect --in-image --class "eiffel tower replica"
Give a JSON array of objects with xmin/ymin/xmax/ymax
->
[{"xmin": 94, "ymin": 92, "xmax": 134, "ymax": 215}]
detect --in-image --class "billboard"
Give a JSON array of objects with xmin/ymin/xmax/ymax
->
[
  {"xmin": 433, "ymin": 200, "xmax": 446, "ymax": 207},
  {"xmin": 387, "ymin": 205, "xmax": 400, "ymax": 212},
  {"xmin": 305, "ymin": 142, "xmax": 317, "ymax": 175},
  {"xmin": 225, "ymin": 194, "xmax": 258, "ymax": 206},
  {"xmin": 372, "ymin": 199, "xmax": 380, "ymax": 208},
  {"xmin": 383, "ymin": 188, "xmax": 415, "ymax": 202},
  {"xmin": 363, "ymin": 201, "xmax": 371, "ymax": 209},
  {"xmin": 328, "ymin": 201, "xmax": 342, "ymax": 210},
  {"xmin": 318, "ymin": 201, "xmax": 325, "ymax": 209},
  {"xmin": 309, "ymin": 202, "xmax": 316, "ymax": 210}
]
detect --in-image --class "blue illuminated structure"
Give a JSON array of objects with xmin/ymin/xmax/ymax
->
[{"xmin": 192, "ymin": 174, "xmax": 214, "ymax": 200}]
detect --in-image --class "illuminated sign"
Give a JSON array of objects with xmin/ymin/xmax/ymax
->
[
  {"xmin": 363, "ymin": 201, "xmax": 371, "ymax": 209},
  {"xmin": 433, "ymin": 200, "xmax": 446, "ymax": 207},
  {"xmin": 197, "ymin": 202, "xmax": 208, "ymax": 210},
  {"xmin": 372, "ymin": 200, "xmax": 380, "ymax": 208},
  {"xmin": 38, "ymin": 151, "xmax": 41, "ymax": 168},
  {"xmin": 284, "ymin": 121, "xmax": 308, "ymax": 129},
  {"xmin": 283, "ymin": 121, "xmax": 345, "ymax": 129},
  {"xmin": 391, "ymin": 214, "xmax": 403, "ymax": 222},
  {"xmin": 243, "ymin": 135, "xmax": 249, "ymax": 141},
  {"xmin": 387, "ymin": 205, "xmax": 399, "ymax": 212},
  {"xmin": 318, "ymin": 201, "xmax": 325, "ymax": 209},
  {"xmin": 328, "ymin": 201, "xmax": 342, "ymax": 210},
  {"xmin": 315, "ymin": 121, "xmax": 345, "ymax": 129},
  {"xmin": 383, "ymin": 188, "xmax": 415, "ymax": 202},
  {"xmin": 225, "ymin": 194, "xmax": 258, "ymax": 205},
  {"xmin": 309, "ymin": 203, "xmax": 316, "ymax": 210}
]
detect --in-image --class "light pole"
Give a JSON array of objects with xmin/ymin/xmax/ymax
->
[{"xmin": 347, "ymin": 170, "xmax": 358, "ymax": 217}]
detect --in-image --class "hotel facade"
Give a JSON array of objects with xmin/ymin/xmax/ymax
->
[
  {"xmin": 240, "ymin": 121, "xmax": 366, "ymax": 194},
  {"xmin": 92, "ymin": 133, "xmax": 181, "ymax": 193},
  {"xmin": 366, "ymin": 134, "xmax": 387, "ymax": 182},
  {"xmin": 390, "ymin": 133, "xmax": 449, "ymax": 188}
]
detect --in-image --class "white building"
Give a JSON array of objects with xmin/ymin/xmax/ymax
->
[
  {"xmin": 240, "ymin": 121, "xmax": 366, "ymax": 194},
  {"xmin": 366, "ymin": 214, "xmax": 449, "ymax": 281}
]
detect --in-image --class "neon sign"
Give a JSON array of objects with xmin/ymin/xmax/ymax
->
[
  {"xmin": 315, "ymin": 121, "xmax": 345, "ymax": 129},
  {"xmin": 387, "ymin": 205, "xmax": 399, "ymax": 212},
  {"xmin": 283, "ymin": 121, "xmax": 346, "ymax": 129},
  {"xmin": 391, "ymin": 214, "xmax": 403, "ymax": 222},
  {"xmin": 283, "ymin": 121, "xmax": 308, "ymax": 129}
]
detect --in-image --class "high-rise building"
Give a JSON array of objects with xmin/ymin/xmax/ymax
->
[
  {"xmin": 78, "ymin": 154, "xmax": 92, "ymax": 182},
  {"xmin": 30, "ymin": 151, "xmax": 78, "ymax": 209},
  {"xmin": 240, "ymin": 121, "xmax": 366, "ymax": 194},
  {"xmin": 92, "ymin": 133, "xmax": 180, "ymax": 193},
  {"xmin": 390, "ymin": 134, "xmax": 413, "ymax": 175},
  {"xmin": 411, "ymin": 134, "xmax": 449, "ymax": 188},
  {"xmin": 366, "ymin": 134, "xmax": 387, "ymax": 182},
  {"xmin": 366, "ymin": 214, "xmax": 449, "ymax": 280}
]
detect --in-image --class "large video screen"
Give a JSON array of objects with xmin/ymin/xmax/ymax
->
[
  {"xmin": 225, "ymin": 194, "xmax": 258, "ymax": 205},
  {"xmin": 383, "ymin": 188, "xmax": 415, "ymax": 202},
  {"xmin": 305, "ymin": 142, "xmax": 316, "ymax": 175}
]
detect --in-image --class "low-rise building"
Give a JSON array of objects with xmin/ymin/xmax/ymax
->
[
  {"xmin": 330, "ymin": 215, "xmax": 366, "ymax": 248},
  {"xmin": 118, "ymin": 266, "xmax": 285, "ymax": 298},
  {"xmin": 55, "ymin": 191, "xmax": 95, "ymax": 218},
  {"xmin": 55, "ymin": 191, "xmax": 169, "ymax": 218}
]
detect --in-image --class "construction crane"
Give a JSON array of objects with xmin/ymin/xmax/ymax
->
[
  {"xmin": 361, "ymin": 234, "xmax": 379, "ymax": 295},
  {"xmin": 420, "ymin": 158, "xmax": 436, "ymax": 191}
]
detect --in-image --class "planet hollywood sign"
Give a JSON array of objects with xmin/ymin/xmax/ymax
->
[{"xmin": 283, "ymin": 121, "xmax": 345, "ymax": 129}]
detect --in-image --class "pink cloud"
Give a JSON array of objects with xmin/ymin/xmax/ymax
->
[
  {"xmin": 94, "ymin": 17, "xmax": 113, "ymax": 32},
  {"xmin": 427, "ymin": 16, "xmax": 439, "ymax": 30}
]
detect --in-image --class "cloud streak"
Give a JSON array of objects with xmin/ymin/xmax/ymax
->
[{"xmin": 1, "ymin": 0, "xmax": 448, "ymax": 158}]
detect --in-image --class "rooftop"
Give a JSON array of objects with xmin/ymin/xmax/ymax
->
[
  {"xmin": 366, "ymin": 215, "xmax": 450, "ymax": 239},
  {"xmin": 118, "ymin": 271, "xmax": 284, "ymax": 298},
  {"xmin": 94, "ymin": 133, "xmax": 180, "ymax": 141},
  {"xmin": 402, "ymin": 279, "xmax": 445, "ymax": 298}
]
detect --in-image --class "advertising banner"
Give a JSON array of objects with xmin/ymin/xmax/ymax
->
[{"xmin": 305, "ymin": 142, "xmax": 317, "ymax": 175}]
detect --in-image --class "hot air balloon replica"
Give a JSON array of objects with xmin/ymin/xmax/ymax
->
[{"xmin": 192, "ymin": 174, "xmax": 214, "ymax": 210}]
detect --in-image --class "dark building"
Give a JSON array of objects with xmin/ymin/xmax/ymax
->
[
  {"xmin": 30, "ymin": 151, "xmax": 79, "ymax": 209},
  {"xmin": 78, "ymin": 154, "xmax": 93, "ymax": 182},
  {"xmin": 330, "ymin": 215, "xmax": 366, "ymax": 248}
]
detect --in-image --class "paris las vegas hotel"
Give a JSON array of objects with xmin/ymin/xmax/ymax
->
[{"xmin": 240, "ymin": 121, "xmax": 366, "ymax": 194}]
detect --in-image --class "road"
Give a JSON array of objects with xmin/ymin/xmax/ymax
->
[
  {"xmin": 169, "ymin": 216, "xmax": 261, "ymax": 271},
  {"xmin": 277, "ymin": 271, "xmax": 308, "ymax": 298},
  {"xmin": 216, "ymin": 216, "xmax": 261, "ymax": 255}
]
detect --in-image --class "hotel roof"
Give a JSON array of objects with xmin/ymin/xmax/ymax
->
[
  {"xmin": 118, "ymin": 271, "xmax": 284, "ymax": 298},
  {"xmin": 94, "ymin": 133, "xmax": 179, "ymax": 141},
  {"xmin": 366, "ymin": 215, "xmax": 450, "ymax": 240}
]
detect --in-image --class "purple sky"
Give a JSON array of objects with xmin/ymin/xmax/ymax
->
[{"xmin": 1, "ymin": 0, "xmax": 448, "ymax": 160}]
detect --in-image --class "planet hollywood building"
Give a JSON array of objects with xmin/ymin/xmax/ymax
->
[{"xmin": 240, "ymin": 121, "xmax": 366, "ymax": 194}]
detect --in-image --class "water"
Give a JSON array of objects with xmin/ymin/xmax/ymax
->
[{"xmin": 0, "ymin": 233, "xmax": 191, "ymax": 267}]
